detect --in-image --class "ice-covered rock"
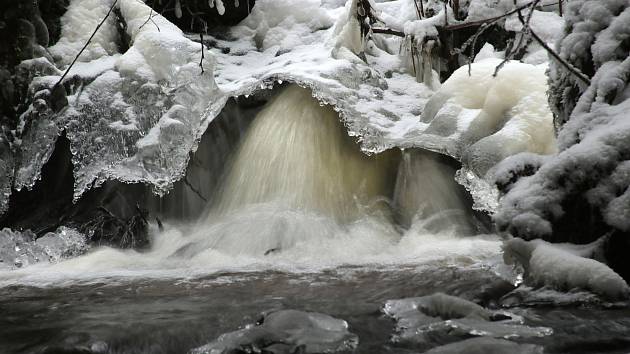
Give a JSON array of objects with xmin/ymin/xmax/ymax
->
[
  {"xmin": 503, "ymin": 238, "xmax": 630, "ymax": 299},
  {"xmin": 424, "ymin": 337, "xmax": 543, "ymax": 354},
  {"xmin": 190, "ymin": 309, "xmax": 358, "ymax": 354},
  {"xmin": 0, "ymin": 226, "xmax": 88, "ymax": 270},
  {"xmin": 13, "ymin": 0, "xmax": 220, "ymax": 203},
  {"xmin": 383, "ymin": 293, "xmax": 552, "ymax": 347}
]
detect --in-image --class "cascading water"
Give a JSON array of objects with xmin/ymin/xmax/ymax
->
[{"xmin": 1, "ymin": 84, "xmax": 498, "ymax": 280}]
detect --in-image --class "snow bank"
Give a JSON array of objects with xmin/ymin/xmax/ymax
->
[{"xmin": 503, "ymin": 238, "xmax": 629, "ymax": 299}]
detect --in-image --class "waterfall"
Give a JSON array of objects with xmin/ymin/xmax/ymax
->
[
  {"xmin": 211, "ymin": 85, "xmax": 397, "ymax": 221},
  {"xmin": 21, "ymin": 84, "xmax": 486, "ymax": 274}
]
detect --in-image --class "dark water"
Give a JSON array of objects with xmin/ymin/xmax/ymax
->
[{"xmin": 1, "ymin": 266, "xmax": 629, "ymax": 354}]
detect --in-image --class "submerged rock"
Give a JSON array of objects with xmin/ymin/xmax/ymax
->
[{"xmin": 190, "ymin": 309, "xmax": 358, "ymax": 354}]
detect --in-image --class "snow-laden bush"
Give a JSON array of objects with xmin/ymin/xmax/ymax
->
[{"xmin": 494, "ymin": 1, "xmax": 630, "ymax": 248}]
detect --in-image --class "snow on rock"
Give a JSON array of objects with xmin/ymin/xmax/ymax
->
[
  {"xmin": 503, "ymin": 238, "xmax": 630, "ymax": 299},
  {"xmin": 13, "ymin": 0, "xmax": 221, "ymax": 201}
]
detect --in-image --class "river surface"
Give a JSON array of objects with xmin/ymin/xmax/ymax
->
[{"xmin": 2, "ymin": 261, "xmax": 630, "ymax": 354}]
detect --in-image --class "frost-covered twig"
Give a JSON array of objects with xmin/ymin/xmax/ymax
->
[
  {"xmin": 138, "ymin": 7, "xmax": 161, "ymax": 32},
  {"xmin": 53, "ymin": 0, "xmax": 119, "ymax": 90},
  {"xmin": 444, "ymin": 0, "xmax": 559, "ymax": 31},
  {"xmin": 530, "ymin": 29, "xmax": 590, "ymax": 85},
  {"xmin": 493, "ymin": 0, "xmax": 540, "ymax": 77}
]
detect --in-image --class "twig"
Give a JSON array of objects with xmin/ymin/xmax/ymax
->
[
  {"xmin": 138, "ymin": 8, "xmax": 161, "ymax": 32},
  {"xmin": 511, "ymin": 0, "xmax": 591, "ymax": 85},
  {"xmin": 494, "ymin": 0, "xmax": 540, "ymax": 76},
  {"xmin": 530, "ymin": 29, "xmax": 590, "ymax": 85},
  {"xmin": 183, "ymin": 176, "xmax": 207, "ymax": 202},
  {"xmin": 53, "ymin": 0, "xmax": 119, "ymax": 90},
  {"xmin": 444, "ymin": 0, "xmax": 560, "ymax": 31},
  {"xmin": 200, "ymin": 32, "xmax": 205, "ymax": 74}
]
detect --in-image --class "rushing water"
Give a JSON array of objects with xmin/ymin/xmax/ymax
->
[{"xmin": 1, "ymin": 85, "xmax": 629, "ymax": 353}]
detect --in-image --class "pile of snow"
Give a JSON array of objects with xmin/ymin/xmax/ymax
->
[
  {"xmin": 503, "ymin": 238, "xmax": 629, "ymax": 299},
  {"xmin": 494, "ymin": 0, "xmax": 630, "ymax": 240}
]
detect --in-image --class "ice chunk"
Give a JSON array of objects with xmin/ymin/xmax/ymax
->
[
  {"xmin": 0, "ymin": 227, "xmax": 88, "ymax": 270},
  {"xmin": 190, "ymin": 309, "xmax": 358, "ymax": 354}
]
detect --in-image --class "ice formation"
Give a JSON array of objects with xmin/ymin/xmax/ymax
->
[
  {"xmin": 0, "ymin": 227, "xmax": 88, "ymax": 270},
  {"xmin": 383, "ymin": 293, "xmax": 552, "ymax": 347},
  {"xmin": 190, "ymin": 309, "xmax": 358, "ymax": 354},
  {"xmin": 503, "ymin": 238, "xmax": 630, "ymax": 299},
  {"xmin": 0, "ymin": 0, "xmax": 565, "ymax": 216}
]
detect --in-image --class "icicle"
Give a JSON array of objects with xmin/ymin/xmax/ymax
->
[
  {"xmin": 175, "ymin": 0, "xmax": 182, "ymax": 18},
  {"xmin": 216, "ymin": 0, "xmax": 225, "ymax": 14}
]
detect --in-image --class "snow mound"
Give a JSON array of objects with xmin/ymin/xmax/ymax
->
[{"xmin": 503, "ymin": 238, "xmax": 630, "ymax": 299}]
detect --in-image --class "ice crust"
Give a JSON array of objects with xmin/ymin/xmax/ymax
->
[
  {"xmin": 0, "ymin": 227, "xmax": 88, "ymax": 270},
  {"xmin": 3, "ymin": 0, "xmax": 562, "ymax": 214}
]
